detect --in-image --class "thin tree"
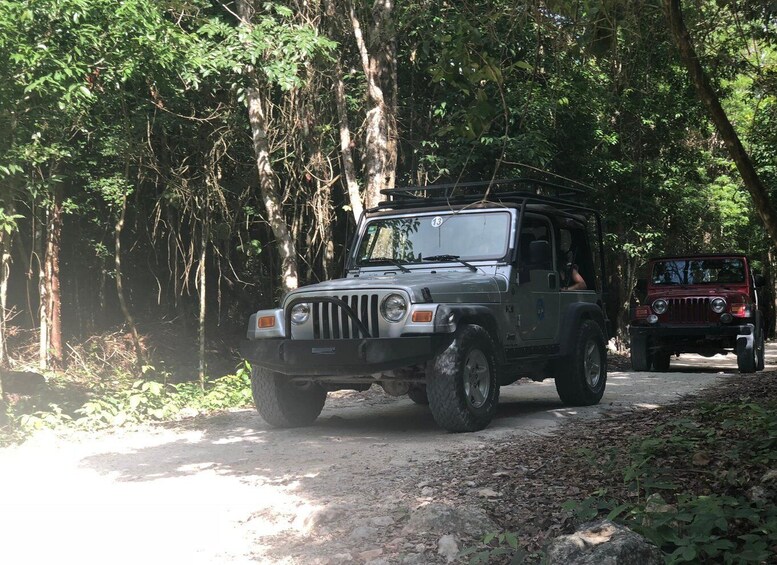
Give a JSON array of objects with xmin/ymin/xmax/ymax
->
[
  {"xmin": 115, "ymin": 187, "xmax": 148, "ymax": 370},
  {"xmin": 664, "ymin": 0, "xmax": 777, "ymax": 246},
  {"xmin": 349, "ymin": 0, "xmax": 397, "ymax": 208},
  {"xmin": 236, "ymin": 0, "xmax": 299, "ymax": 294},
  {"xmin": 45, "ymin": 182, "xmax": 63, "ymax": 367}
]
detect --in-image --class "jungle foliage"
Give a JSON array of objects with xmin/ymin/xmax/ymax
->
[{"xmin": 0, "ymin": 0, "xmax": 775, "ymax": 380}]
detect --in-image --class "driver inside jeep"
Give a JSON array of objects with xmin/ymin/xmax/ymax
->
[{"xmin": 559, "ymin": 230, "xmax": 587, "ymax": 291}]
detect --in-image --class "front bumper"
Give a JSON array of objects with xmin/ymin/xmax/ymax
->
[
  {"xmin": 240, "ymin": 335, "xmax": 450, "ymax": 376},
  {"xmin": 629, "ymin": 323, "xmax": 753, "ymax": 339}
]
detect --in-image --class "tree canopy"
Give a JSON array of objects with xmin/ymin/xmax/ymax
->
[{"xmin": 0, "ymin": 0, "xmax": 775, "ymax": 374}]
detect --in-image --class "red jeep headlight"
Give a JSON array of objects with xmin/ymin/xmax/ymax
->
[
  {"xmin": 710, "ymin": 298, "xmax": 726, "ymax": 314},
  {"xmin": 652, "ymin": 299, "xmax": 668, "ymax": 315}
]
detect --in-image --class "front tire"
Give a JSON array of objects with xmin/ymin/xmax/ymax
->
[
  {"xmin": 251, "ymin": 366, "xmax": 327, "ymax": 428},
  {"xmin": 653, "ymin": 351, "xmax": 671, "ymax": 372},
  {"xmin": 630, "ymin": 336, "xmax": 652, "ymax": 371},
  {"xmin": 737, "ymin": 337, "xmax": 757, "ymax": 374},
  {"xmin": 756, "ymin": 330, "xmax": 765, "ymax": 371},
  {"xmin": 555, "ymin": 320, "xmax": 607, "ymax": 406},
  {"xmin": 426, "ymin": 325, "xmax": 499, "ymax": 433}
]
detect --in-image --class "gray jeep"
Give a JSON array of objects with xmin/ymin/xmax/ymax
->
[{"xmin": 241, "ymin": 179, "xmax": 609, "ymax": 432}]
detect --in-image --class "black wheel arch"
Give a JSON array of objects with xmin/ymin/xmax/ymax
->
[{"xmin": 446, "ymin": 305, "xmax": 504, "ymax": 364}]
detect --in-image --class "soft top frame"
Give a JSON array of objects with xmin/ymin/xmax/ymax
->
[{"xmin": 372, "ymin": 177, "xmax": 596, "ymax": 216}]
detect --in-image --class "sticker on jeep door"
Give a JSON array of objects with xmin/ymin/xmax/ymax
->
[
  {"xmin": 536, "ymin": 298, "xmax": 545, "ymax": 320},
  {"xmin": 431, "ymin": 216, "xmax": 443, "ymax": 228}
]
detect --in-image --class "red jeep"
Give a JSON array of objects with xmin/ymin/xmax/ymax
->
[{"xmin": 630, "ymin": 255, "xmax": 765, "ymax": 373}]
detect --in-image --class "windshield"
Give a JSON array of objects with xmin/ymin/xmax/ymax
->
[
  {"xmin": 355, "ymin": 211, "xmax": 511, "ymax": 266},
  {"xmin": 651, "ymin": 258, "xmax": 746, "ymax": 286}
]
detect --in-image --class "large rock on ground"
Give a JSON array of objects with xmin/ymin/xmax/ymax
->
[{"xmin": 545, "ymin": 520, "xmax": 662, "ymax": 565}]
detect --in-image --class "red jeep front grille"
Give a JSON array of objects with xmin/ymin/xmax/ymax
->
[{"xmin": 666, "ymin": 297, "xmax": 710, "ymax": 324}]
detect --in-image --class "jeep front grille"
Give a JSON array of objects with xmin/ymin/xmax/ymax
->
[
  {"xmin": 665, "ymin": 297, "xmax": 710, "ymax": 323},
  {"xmin": 307, "ymin": 294, "xmax": 381, "ymax": 339}
]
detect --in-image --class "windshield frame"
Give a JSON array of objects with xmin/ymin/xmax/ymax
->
[{"xmin": 348, "ymin": 208, "xmax": 517, "ymax": 271}]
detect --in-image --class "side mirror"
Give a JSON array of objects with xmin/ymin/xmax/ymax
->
[{"xmin": 754, "ymin": 274, "xmax": 765, "ymax": 288}]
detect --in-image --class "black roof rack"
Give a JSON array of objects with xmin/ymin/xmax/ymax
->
[{"xmin": 374, "ymin": 177, "xmax": 596, "ymax": 215}]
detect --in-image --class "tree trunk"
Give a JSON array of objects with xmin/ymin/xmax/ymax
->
[
  {"xmin": 245, "ymin": 87, "xmax": 299, "ymax": 294},
  {"xmin": 197, "ymin": 217, "xmax": 208, "ymax": 389},
  {"xmin": 36, "ymin": 210, "xmax": 47, "ymax": 371},
  {"xmin": 45, "ymin": 183, "xmax": 63, "ymax": 367},
  {"xmin": 0, "ymin": 200, "xmax": 13, "ymax": 369},
  {"xmin": 115, "ymin": 192, "xmax": 147, "ymax": 369},
  {"xmin": 237, "ymin": 0, "xmax": 299, "ymax": 294},
  {"xmin": 333, "ymin": 58, "xmax": 363, "ymax": 224},
  {"xmin": 350, "ymin": 0, "xmax": 395, "ymax": 208},
  {"xmin": 664, "ymin": 0, "xmax": 777, "ymax": 246},
  {"xmin": 767, "ymin": 248, "xmax": 777, "ymax": 339}
]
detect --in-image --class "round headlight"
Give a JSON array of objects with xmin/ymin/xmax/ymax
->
[
  {"xmin": 380, "ymin": 294, "xmax": 407, "ymax": 322},
  {"xmin": 290, "ymin": 303, "xmax": 310, "ymax": 325},
  {"xmin": 710, "ymin": 297, "xmax": 727, "ymax": 314},
  {"xmin": 652, "ymin": 299, "xmax": 668, "ymax": 315}
]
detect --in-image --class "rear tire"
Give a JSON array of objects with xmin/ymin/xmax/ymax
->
[
  {"xmin": 737, "ymin": 338, "xmax": 757, "ymax": 374},
  {"xmin": 427, "ymin": 325, "xmax": 499, "ymax": 432},
  {"xmin": 555, "ymin": 320, "xmax": 607, "ymax": 406},
  {"xmin": 407, "ymin": 386, "xmax": 429, "ymax": 405},
  {"xmin": 251, "ymin": 366, "xmax": 327, "ymax": 427},
  {"xmin": 630, "ymin": 337, "xmax": 652, "ymax": 371}
]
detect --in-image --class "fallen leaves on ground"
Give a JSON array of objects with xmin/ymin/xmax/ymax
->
[{"xmin": 422, "ymin": 370, "xmax": 777, "ymax": 559}]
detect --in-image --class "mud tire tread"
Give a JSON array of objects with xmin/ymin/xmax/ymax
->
[
  {"xmin": 426, "ymin": 325, "xmax": 499, "ymax": 433},
  {"xmin": 251, "ymin": 366, "xmax": 326, "ymax": 428},
  {"xmin": 630, "ymin": 337, "xmax": 652, "ymax": 372},
  {"xmin": 555, "ymin": 320, "xmax": 607, "ymax": 406},
  {"xmin": 407, "ymin": 386, "xmax": 429, "ymax": 405}
]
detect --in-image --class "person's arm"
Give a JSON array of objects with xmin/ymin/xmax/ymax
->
[{"xmin": 565, "ymin": 266, "xmax": 587, "ymax": 291}]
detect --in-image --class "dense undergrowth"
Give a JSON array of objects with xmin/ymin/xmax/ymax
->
[
  {"xmin": 566, "ymin": 396, "xmax": 777, "ymax": 563},
  {"xmin": 0, "ymin": 368, "xmax": 253, "ymax": 446},
  {"xmin": 0, "ymin": 329, "xmax": 252, "ymax": 445}
]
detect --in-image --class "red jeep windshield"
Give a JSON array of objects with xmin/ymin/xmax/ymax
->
[{"xmin": 651, "ymin": 258, "xmax": 746, "ymax": 286}]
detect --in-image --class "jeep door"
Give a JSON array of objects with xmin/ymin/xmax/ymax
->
[{"xmin": 516, "ymin": 214, "xmax": 560, "ymax": 342}]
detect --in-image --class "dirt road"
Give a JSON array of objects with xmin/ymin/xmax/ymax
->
[{"xmin": 2, "ymin": 347, "xmax": 772, "ymax": 564}]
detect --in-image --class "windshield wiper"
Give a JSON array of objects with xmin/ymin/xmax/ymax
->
[
  {"xmin": 422, "ymin": 254, "xmax": 477, "ymax": 272},
  {"xmin": 363, "ymin": 257, "xmax": 411, "ymax": 273}
]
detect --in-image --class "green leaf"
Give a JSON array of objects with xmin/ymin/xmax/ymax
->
[{"xmin": 129, "ymin": 395, "xmax": 143, "ymax": 410}]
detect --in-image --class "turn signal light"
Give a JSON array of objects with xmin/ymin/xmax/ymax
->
[
  {"xmin": 258, "ymin": 316, "xmax": 276, "ymax": 328},
  {"xmin": 634, "ymin": 306, "xmax": 650, "ymax": 319},
  {"xmin": 412, "ymin": 310, "xmax": 434, "ymax": 323}
]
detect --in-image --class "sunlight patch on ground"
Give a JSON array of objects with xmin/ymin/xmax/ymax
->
[
  {"xmin": 213, "ymin": 436, "xmax": 248, "ymax": 444},
  {"xmin": 550, "ymin": 409, "xmax": 577, "ymax": 417},
  {"xmin": 0, "ymin": 430, "xmax": 325, "ymax": 565}
]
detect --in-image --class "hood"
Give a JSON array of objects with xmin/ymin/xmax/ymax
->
[{"xmin": 284, "ymin": 269, "xmax": 506, "ymax": 304}]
